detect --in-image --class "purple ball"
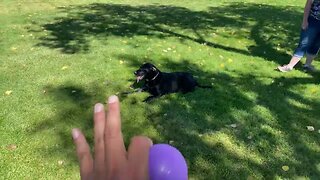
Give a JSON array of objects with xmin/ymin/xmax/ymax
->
[{"xmin": 149, "ymin": 144, "xmax": 188, "ymax": 180}]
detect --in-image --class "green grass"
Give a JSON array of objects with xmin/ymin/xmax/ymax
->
[{"xmin": 1, "ymin": 0, "xmax": 320, "ymax": 179}]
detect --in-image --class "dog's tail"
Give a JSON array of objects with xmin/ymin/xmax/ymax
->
[{"xmin": 196, "ymin": 83, "xmax": 212, "ymax": 89}]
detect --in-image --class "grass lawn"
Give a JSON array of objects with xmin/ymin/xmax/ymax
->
[{"xmin": 1, "ymin": 0, "xmax": 320, "ymax": 179}]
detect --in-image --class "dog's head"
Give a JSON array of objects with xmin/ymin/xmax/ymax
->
[{"xmin": 134, "ymin": 63, "xmax": 160, "ymax": 82}]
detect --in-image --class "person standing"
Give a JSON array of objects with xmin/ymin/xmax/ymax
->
[{"xmin": 278, "ymin": 0, "xmax": 320, "ymax": 72}]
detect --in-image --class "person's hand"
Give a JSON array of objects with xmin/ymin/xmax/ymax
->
[
  {"xmin": 302, "ymin": 20, "xmax": 308, "ymax": 30},
  {"xmin": 72, "ymin": 95, "xmax": 153, "ymax": 180}
]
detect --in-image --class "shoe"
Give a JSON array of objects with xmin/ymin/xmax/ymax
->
[
  {"xmin": 303, "ymin": 64, "xmax": 316, "ymax": 72},
  {"xmin": 277, "ymin": 65, "xmax": 293, "ymax": 72}
]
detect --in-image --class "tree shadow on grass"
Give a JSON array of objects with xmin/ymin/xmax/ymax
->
[
  {"xmin": 34, "ymin": 3, "xmax": 302, "ymax": 64},
  {"xmin": 27, "ymin": 81, "xmax": 154, "ymax": 163},
  {"xmin": 27, "ymin": 84, "xmax": 96, "ymax": 163}
]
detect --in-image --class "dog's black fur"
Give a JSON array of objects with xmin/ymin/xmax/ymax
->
[{"xmin": 130, "ymin": 63, "xmax": 211, "ymax": 102}]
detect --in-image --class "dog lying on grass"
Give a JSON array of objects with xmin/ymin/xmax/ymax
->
[{"xmin": 125, "ymin": 63, "xmax": 211, "ymax": 102}]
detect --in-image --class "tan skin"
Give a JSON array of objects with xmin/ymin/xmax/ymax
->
[{"xmin": 72, "ymin": 95, "xmax": 152, "ymax": 180}]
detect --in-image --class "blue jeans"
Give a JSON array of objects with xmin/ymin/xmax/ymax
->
[{"xmin": 293, "ymin": 16, "xmax": 320, "ymax": 57}]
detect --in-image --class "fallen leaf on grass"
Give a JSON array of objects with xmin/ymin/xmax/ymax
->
[
  {"xmin": 5, "ymin": 90, "xmax": 13, "ymax": 95},
  {"xmin": 61, "ymin": 66, "xmax": 69, "ymax": 70},
  {"xmin": 307, "ymin": 126, "xmax": 315, "ymax": 131},
  {"xmin": 6, "ymin": 144, "xmax": 17, "ymax": 151},
  {"xmin": 230, "ymin": 124, "xmax": 237, "ymax": 128},
  {"xmin": 220, "ymin": 63, "xmax": 225, "ymax": 68},
  {"xmin": 227, "ymin": 58, "xmax": 233, "ymax": 63},
  {"xmin": 282, "ymin": 165, "xmax": 289, "ymax": 171},
  {"xmin": 310, "ymin": 88, "xmax": 317, "ymax": 94},
  {"xmin": 58, "ymin": 160, "xmax": 64, "ymax": 165},
  {"xmin": 119, "ymin": 60, "xmax": 124, "ymax": 64}
]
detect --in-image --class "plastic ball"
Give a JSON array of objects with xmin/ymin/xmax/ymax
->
[{"xmin": 149, "ymin": 144, "xmax": 188, "ymax": 180}]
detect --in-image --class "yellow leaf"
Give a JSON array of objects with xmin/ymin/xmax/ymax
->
[
  {"xmin": 282, "ymin": 165, "xmax": 289, "ymax": 171},
  {"xmin": 119, "ymin": 60, "xmax": 124, "ymax": 64},
  {"xmin": 220, "ymin": 63, "xmax": 225, "ymax": 68},
  {"xmin": 5, "ymin": 90, "xmax": 12, "ymax": 95},
  {"xmin": 11, "ymin": 47, "xmax": 17, "ymax": 51},
  {"xmin": 228, "ymin": 58, "xmax": 233, "ymax": 63},
  {"xmin": 61, "ymin": 66, "xmax": 68, "ymax": 70}
]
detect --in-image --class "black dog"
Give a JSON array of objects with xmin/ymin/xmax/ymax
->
[{"xmin": 129, "ymin": 63, "xmax": 211, "ymax": 102}]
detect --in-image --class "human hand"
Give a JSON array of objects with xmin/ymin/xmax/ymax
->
[
  {"xmin": 302, "ymin": 20, "xmax": 308, "ymax": 30},
  {"xmin": 72, "ymin": 95, "xmax": 153, "ymax": 180}
]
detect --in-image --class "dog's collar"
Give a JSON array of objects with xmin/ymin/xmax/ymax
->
[{"xmin": 150, "ymin": 71, "xmax": 159, "ymax": 81}]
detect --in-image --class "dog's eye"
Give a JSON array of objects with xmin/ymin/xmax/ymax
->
[{"xmin": 152, "ymin": 67, "xmax": 156, "ymax": 71}]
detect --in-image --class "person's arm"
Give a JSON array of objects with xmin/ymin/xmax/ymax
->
[{"xmin": 302, "ymin": 0, "xmax": 313, "ymax": 30}]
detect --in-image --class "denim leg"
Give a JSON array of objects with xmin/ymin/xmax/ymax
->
[
  {"xmin": 293, "ymin": 27, "xmax": 318, "ymax": 58},
  {"xmin": 306, "ymin": 31, "xmax": 320, "ymax": 56}
]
